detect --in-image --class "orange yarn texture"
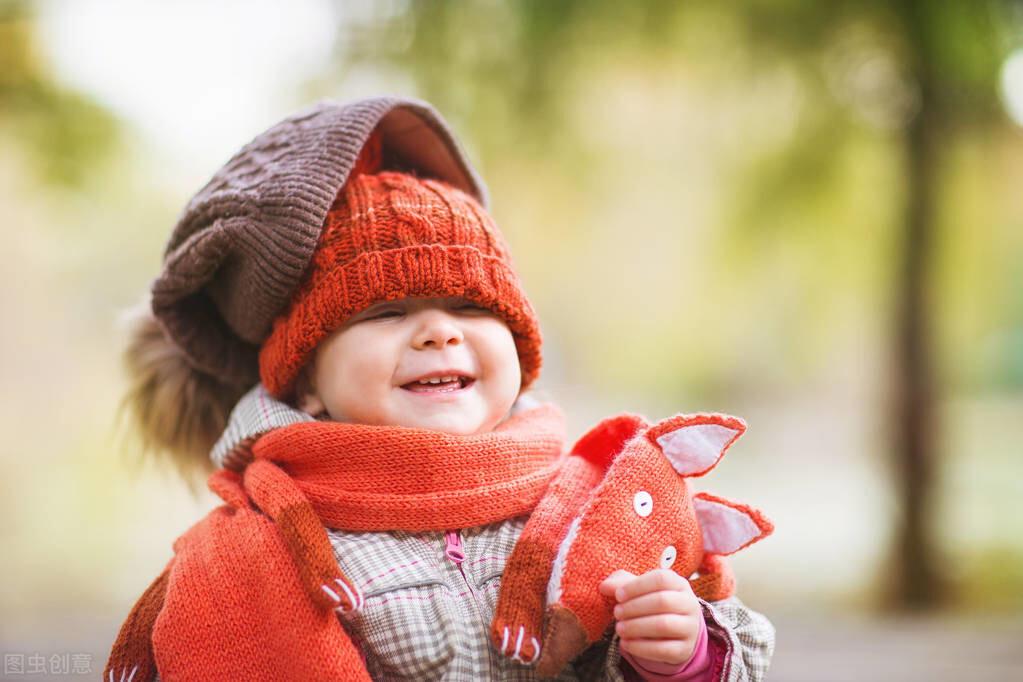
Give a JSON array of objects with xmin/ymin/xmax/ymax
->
[
  {"xmin": 259, "ymin": 137, "xmax": 543, "ymax": 399},
  {"xmin": 251, "ymin": 402, "xmax": 566, "ymax": 532},
  {"xmin": 105, "ymin": 403, "xmax": 566, "ymax": 681}
]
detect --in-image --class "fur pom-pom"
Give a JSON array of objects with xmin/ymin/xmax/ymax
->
[{"xmin": 116, "ymin": 296, "xmax": 251, "ymax": 483}]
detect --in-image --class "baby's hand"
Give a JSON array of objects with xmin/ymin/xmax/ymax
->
[{"xmin": 598, "ymin": 568, "xmax": 703, "ymax": 666}]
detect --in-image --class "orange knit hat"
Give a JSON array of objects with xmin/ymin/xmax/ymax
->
[{"xmin": 258, "ymin": 133, "xmax": 542, "ymax": 400}]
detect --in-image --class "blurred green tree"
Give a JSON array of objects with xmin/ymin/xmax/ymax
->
[
  {"xmin": 732, "ymin": 0, "xmax": 1013, "ymax": 612},
  {"xmin": 337, "ymin": 0, "xmax": 1020, "ymax": 611},
  {"xmin": 0, "ymin": 1, "xmax": 120, "ymax": 188}
]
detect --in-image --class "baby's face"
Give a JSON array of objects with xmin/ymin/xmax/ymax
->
[{"xmin": 298, "ymin": 296, "xmax": 522, "ymax": 434}]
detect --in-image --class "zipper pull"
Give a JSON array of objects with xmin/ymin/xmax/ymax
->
[{"xmin": 444, "ymin": 530, "xmax": 465, "ymax": 564}]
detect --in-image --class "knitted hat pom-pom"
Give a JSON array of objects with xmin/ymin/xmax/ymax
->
[{"xmin": 118, "ymin": 298, "xmax": 250, "ymax": 484}]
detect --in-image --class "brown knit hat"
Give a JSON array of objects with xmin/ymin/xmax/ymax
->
[
  {"xmin": 150, "ymin": 96, "xmax": 490, "ymax": 388},
  {"xmin": 259, "ymin": 134, "xmax": 542, "ymax": 400}
]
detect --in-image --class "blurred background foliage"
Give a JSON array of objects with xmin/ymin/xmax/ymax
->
[{"xmin": 1, "ymin": 0, "xmax": 1020, "ymax": 678}]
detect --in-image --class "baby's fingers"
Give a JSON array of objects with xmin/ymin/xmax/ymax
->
[
  {"xmin": 615, "ymin": 613, "xmax": 691, "ymax": 640},
  {"xmin": 619, "ymin": 637, "xmax": 694, "ymax": 666},
  {"xmin": 613, "ymin": 568, "xmax": 689, "ymax": 602},
  {"xmin": 613, "ymin": 589, "xmax": 698, "ymax": 621},
  {"xmin": 599, "ymin": 570, "xmax": 636, "ymax": 598}
]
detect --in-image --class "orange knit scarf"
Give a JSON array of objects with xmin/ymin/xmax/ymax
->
[
  {"xmin": 256, "ymin": 403, "xmax": 567, "ymax": 531},
  {"xmin": 105, "ymin": 404, "xmax": 566, "ymax": 682}
]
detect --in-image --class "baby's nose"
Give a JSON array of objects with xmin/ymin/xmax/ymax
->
[{"xmin": 412, "ymin": 310, "xmax": 464, "ymax": 349}]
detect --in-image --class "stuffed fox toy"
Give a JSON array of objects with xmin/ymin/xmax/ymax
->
[{"xmin": 489, "ymin": 411, "xmax": 774, "ymax": 676}]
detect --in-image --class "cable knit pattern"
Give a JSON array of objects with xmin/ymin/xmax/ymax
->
[
  {"xmin": 259, "ymin": 164, "xmax": 543, "ymax": 399},
  {"xmin": 150, "ymin": 96, "xmax": 488, "ymax": 384}
]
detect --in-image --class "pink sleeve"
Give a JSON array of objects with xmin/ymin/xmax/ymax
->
[{"xmin": 619, "ymin": 615, "xmax": 713, "ymax": 682}]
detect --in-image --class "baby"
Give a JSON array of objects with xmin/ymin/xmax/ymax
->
[{"xmin": 107, "ymin": 96, "xmax": 774, "ymax": 681}]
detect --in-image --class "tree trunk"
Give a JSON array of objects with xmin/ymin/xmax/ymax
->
[{"xmin": 889, "ymin": 0, "xmax": 948, "ymax": 610}]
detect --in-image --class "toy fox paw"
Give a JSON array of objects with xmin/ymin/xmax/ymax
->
[
  {"xmin": 106, "ymin": 665, "xmax": 140, "ymax": 682},
  {"xmin": 534, "ymin": 605, "xmax": 589, "ymax": 677},
  {"xmin": 319, "ymin": 577, "xmax": 364, "ymax": 613},
  {"xmin": 491, "ymin": 623, "xmax": 541, "ymax": 664}
]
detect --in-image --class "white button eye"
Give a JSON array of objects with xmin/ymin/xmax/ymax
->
[
  {"xmin": 660, "ymin": 545, "xmax": 677, "ymax": 569},
  {"xmin": 633, "ymin": 491, "xmax": 653, "ymax": 517}
]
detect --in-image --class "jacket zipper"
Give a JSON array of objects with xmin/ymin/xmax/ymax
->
[{"xmin": 444, "ymin": 530, "xmax": 496, "ymax": 672}]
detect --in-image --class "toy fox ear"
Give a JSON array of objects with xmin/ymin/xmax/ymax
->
[
  {"xmin": 647, "ymin": 413, "xmax": 746, "ymax": 477},
  {"xmin": 693, "ymin": 492, "xmax": 774, "ymax": 555}
]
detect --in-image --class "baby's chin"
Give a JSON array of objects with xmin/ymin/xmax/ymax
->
[
  {"xmin": 395, "ymin": 411, "xmax": 502, "ymax": 435},
  {"xmin": 318, "ymin": 406, "xmax": 501, "ymax": 433},
  {"xmin": 319, "ymin": 390, "xmax": 515, "ymax": 434},
  {"xmin": 386, "ymin": 388, "xmax": 514, "ymax": 434}
]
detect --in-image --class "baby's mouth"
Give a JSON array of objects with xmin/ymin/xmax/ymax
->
[{"xmin": 400, "ymin": 376, "xmax": 475, "ymax": 393}]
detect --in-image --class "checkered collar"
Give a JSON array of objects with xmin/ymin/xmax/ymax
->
[{"xmin": 209, "ymin": 384, "xmax": 315, "ymax": 470}]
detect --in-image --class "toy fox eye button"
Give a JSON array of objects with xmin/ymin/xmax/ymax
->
[
  {"xmin": 660, "ymin": 545, "xmax": 677, "ymax": 569},
  {"xmin": 633, "ymin": 491, "xmax": 653, "ymax": 517}
]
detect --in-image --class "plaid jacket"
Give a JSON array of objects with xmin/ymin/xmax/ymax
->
[
  {"xmin": 324, "ymin": 518, "xmax": 774, "ymax": 681},
  {"xmin": 155, "ymin": 385, "xmax": 775, "ymax": 681}
]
